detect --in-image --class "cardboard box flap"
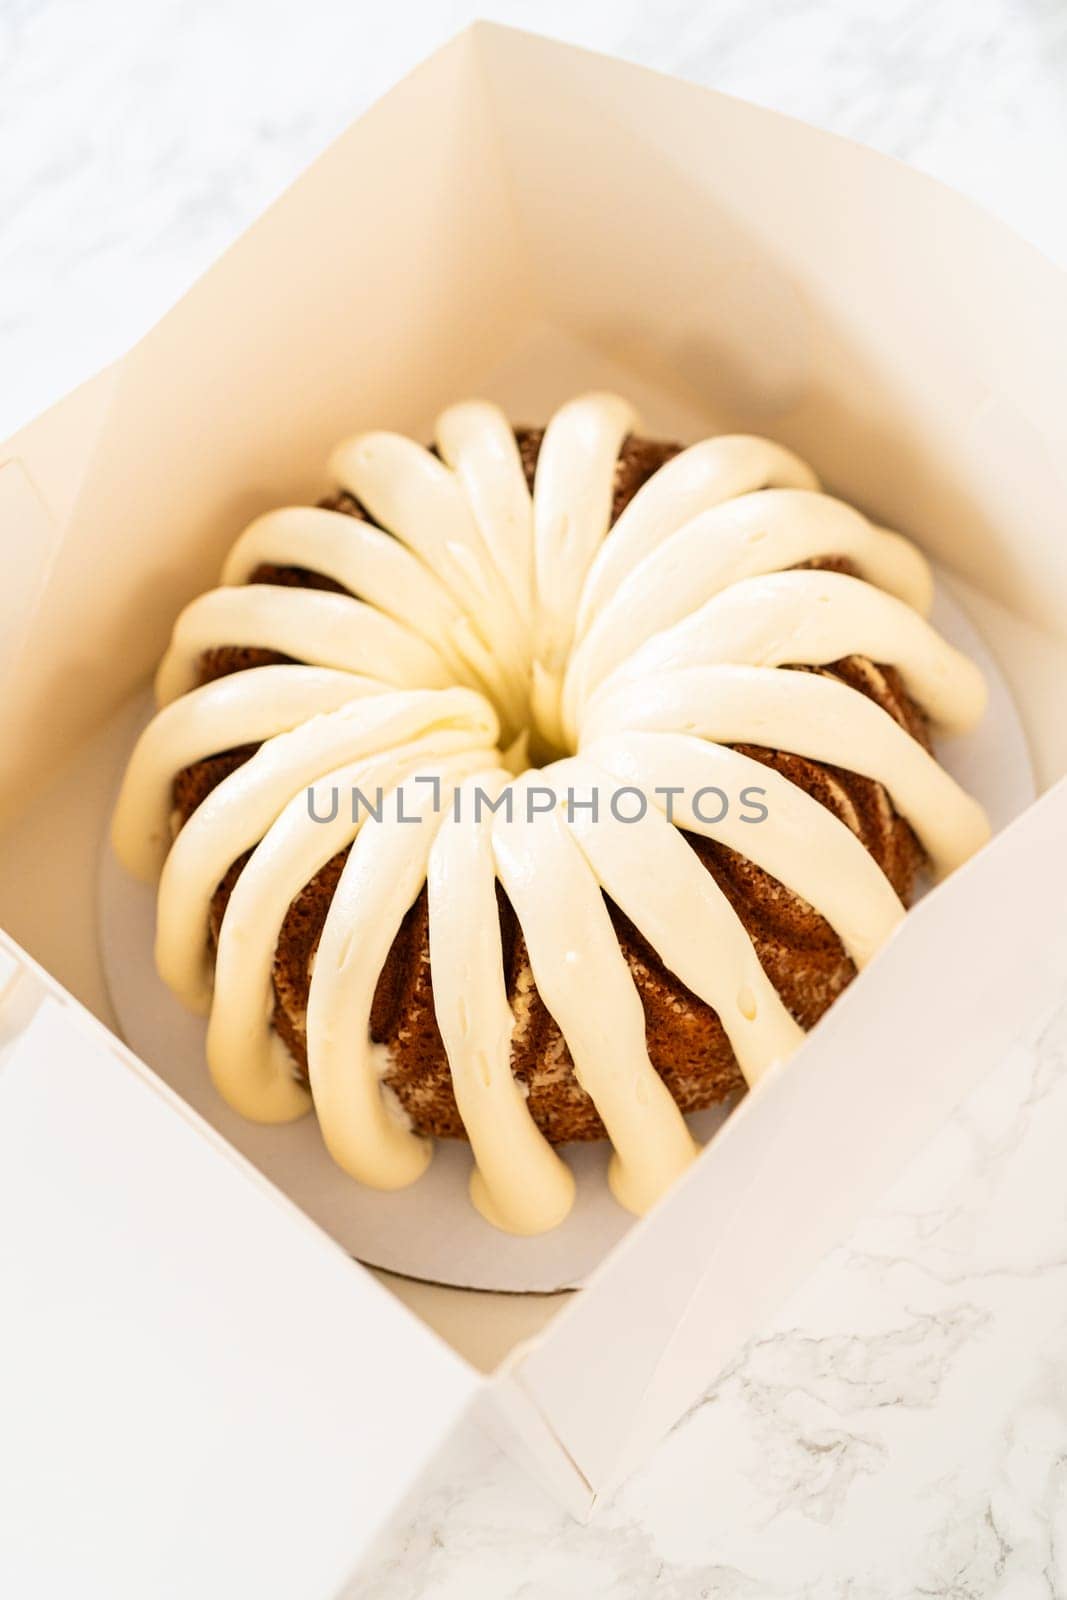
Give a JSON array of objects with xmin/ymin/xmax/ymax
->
[
  {"xmin": 0, "ymin": 28, "xmax": 531, "ymax": 822},
  {"xmin": 1, "ymin": 364, "xmax": 121, "ymax": 527},
  {"xmin": 473, "ymin": 24, "xmax": 1067, "ymax": 638},
  {"xmin": 0, "ymin": 367, "xmax": 120, "ymax": 743},
  {"xmin": 0, "ymin": 951, "xmax": 479, "ymax": 1597},
  {"xmin": 512, "ymin": 777, "xmax": 1067, "ymax": 1491},
  {"xmin": 7, "ymin": 23, "xmax": 1067, "ymax": 828},
  {"xmin": 4, "ymin": 22, "xmax": 1067, "ymax": 821}
]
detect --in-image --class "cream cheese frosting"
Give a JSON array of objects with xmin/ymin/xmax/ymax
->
[{"xmin": 112, "ymin": 392, "xmax": 992, "ymax": 1236}]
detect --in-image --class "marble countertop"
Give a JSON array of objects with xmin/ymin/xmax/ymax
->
[
  {"xmin": 361, "ymin": 998, "xmax": 1067, "ymax": 1599},
  {"xmin": 4, "ymin": 3, "xmax": 1067, "ymax": 1596}
]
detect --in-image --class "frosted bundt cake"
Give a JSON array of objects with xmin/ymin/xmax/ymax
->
[{"xmin": 112, "ymin": 393, "xmax": 990, "ymax": 1235}]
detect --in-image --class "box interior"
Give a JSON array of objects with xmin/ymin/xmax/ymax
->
[
  {"xmin": 4, "ymin": 26, "xmax": 1066, "ymax": 830},
  {"xmin": 3, "ymin": 22, "xmax": 1067, "ymax": 1478}
]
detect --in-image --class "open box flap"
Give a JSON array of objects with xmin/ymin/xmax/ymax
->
[
  {"xmin": 0, "ymin": 28, "xmax": 532, "ymax": 824},
  {"xmin": 0, "ymin": 935, "xmax": 480, "ymax": 1598},
  {"xmin": 7, "ymin": 23, "xmax": 1064, "ymax": 826},
  {"xmin": 0, "ymin": 366, "xmax": 120, "ymax": 748},
  {"xmin": 509, "ymin": 777, "xmax": 1067, "ymax": 1491},
  {"xmin": 471, "ymin": 23, "xmax": 1067, "ymax": 636}
]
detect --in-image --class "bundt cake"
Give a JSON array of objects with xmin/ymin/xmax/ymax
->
[{"xmin": 112, "ymin": 393, "xmax": 990, "ymax": 1235}]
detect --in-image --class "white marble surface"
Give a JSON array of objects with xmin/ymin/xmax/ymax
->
[
  {"xmin": 4, "ymin": 2, "xmax": 1067, "ymax": 1596},
  {"xmin": 357, "ymin": 1000, "xmax": 1067, "ymax": 1598}
]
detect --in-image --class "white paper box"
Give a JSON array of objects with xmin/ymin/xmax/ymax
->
[{"xmin": 3, "ymin": 23, "xmax": 1067, "ymax": 1593}]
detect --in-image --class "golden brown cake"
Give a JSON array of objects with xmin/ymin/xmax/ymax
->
[{"xmin": 113, "ymin": 393, "xmax": 990, "ymax": 1234}]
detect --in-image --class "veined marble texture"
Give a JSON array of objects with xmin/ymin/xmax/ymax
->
[
  {"xmin": 3, "ymin": 2, "xmax": 1067, "ymax": 1597},
  {"xmin": 359, "ymin": 1000, "xmax": 1067, "ymax": 1599}
]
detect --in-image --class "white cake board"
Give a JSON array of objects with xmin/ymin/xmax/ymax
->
[{"xmin": 97, "ymin": 573, "xmax": 1034, "ymax": 1292}]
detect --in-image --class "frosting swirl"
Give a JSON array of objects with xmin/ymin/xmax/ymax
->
[{"xmin": 113, "ymin": 394, "xmax": 990, "ymax": 1234}]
